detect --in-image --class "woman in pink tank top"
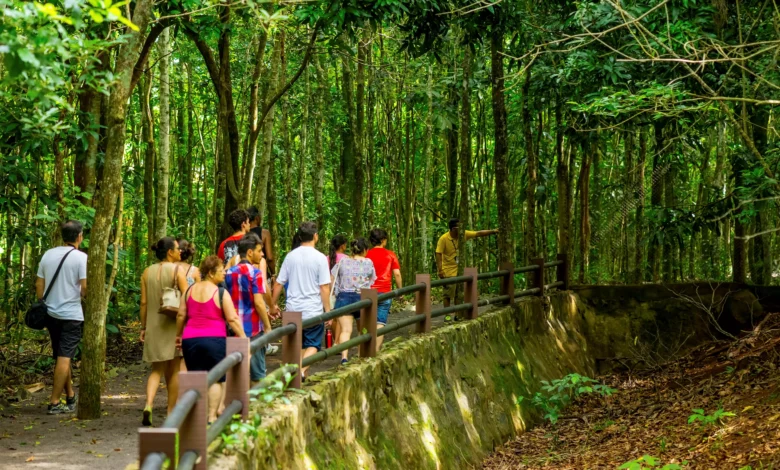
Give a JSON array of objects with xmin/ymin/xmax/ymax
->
[{"xmin": 176, "ymin": 255, "xmax": 246, "ymax": 423}]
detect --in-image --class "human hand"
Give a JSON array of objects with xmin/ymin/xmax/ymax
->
[
  {"xmin": 325, "ymin": 319, "xmax": 333, "ymax": 328},
  {"xmin": 175, "ymin": 336, "xmax": 182, "ymax": 349},
  {"xmin": 438, "ymin": 270, "xmax": 446, "ymax": 279},
  {"xmin": 264, "ymin": 321, "xmax": 272, "ymax": 333},
  {"xmin": 140, "ymin": 329, "xmax": 146, "ymax": 343}
]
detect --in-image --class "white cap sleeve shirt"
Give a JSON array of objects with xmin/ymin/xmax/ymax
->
[
  {"xmin": 276, "ymin": 246, "xmax": 330, "ymax": 321},
  {"xmin": 36, "ymin": 246, "xmax": 88, "ymax": 321}
]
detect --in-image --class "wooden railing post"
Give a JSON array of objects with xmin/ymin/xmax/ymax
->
[
  {"xmin": 359, "ymin": 288, "xmax": 378, "ymax": 358},
  {"xmin": 138, "ymin": 428, "xmax": 177, "ymax": 469},
  {"xmin": 500, "ymin": 262, "xmax": 515, "ymax": 305},
  {"xmin": 281, "ymin": 311, "xmax": 302, "ymax": 389},
  {"xmin": 224, "ymin": 337, "xmax": 251, "ymax": 420},
  {"xmin": 531, "ymin": 258, "xmax": 545, "ymax": 296},
  {"xmin": 557, "ymin": 253, "xmax": 569, "ymax": 290},
  {"xmin": 415, "ymin": 274, "xmax": 431, "ymax": 334},
  {"xmin": 178, "ymin": 371, "xmax": 208, "ymax": 470},
  {"xmin": 464, "ymin": 267, "xmax": 479, "ymax": 320}
]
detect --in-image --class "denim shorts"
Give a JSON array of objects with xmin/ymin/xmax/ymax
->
[
  {"xmin": 250, "ymin": 332, "xmax": 266, "ymax": 381},
  {"xmin": 336, "ymin": 292, "xmax": 390, "ymax": 324},
  {"xmin": 302, "ymin": 323, "xmax": 324, "ymax": 351},
  {"xmin": 376, "ymin": 299, "xmax": 391, "ymax": 325}
]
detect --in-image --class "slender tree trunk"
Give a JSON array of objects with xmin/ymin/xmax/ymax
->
[
  {"xmin": 555, "ymin": 101, "xmax": 571, "ymax": 263},
  {"xmin": 141, "ymin": 69, "xmax": 156, "ymax": 249},
  {"xmin": 79, "ymin": 0, "xmax": 154, "ymax": 420},
  {"xmin": 313, "ymin": 55, "xmax": 326, "ymax": 250},
  {"xmin": 421, "ymin": 64, "xmax": 433, "ymax": 271},
  {"xmin": 154, "ymin": 28, "xmax": 171, "ymax": 240},
  {"xmin": 521, "ymin": 65, "xmax": 537, "ymax": 262},
  {"xmin": 649, "ymin": 120, "xmax": 665, "ymax": 282},
  {"xmin": 578, "ymin": 140, "xmax": 593, "ymax": 283},
  {"xmin": 254, "ymin": 32, "xmax": 283, "ymax": 220},
  {"xmin": 241, "ymin": 32, "xmax": 268, "ymax": 208},
  {"xmin": 634, "ymin": 127, "xmax": 647, "ymax": 283},
  {"xmin": 491, "ymin": 22, "xmax": 513, "ymax": 265},
  {"xmin": 457, "ymin": 47, "xmax": 472, "ymax": 279}
]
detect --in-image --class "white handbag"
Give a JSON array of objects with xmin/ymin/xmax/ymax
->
[{"xmin": 159, "ymin": 264, "xmax": 181, "ymax": 319}]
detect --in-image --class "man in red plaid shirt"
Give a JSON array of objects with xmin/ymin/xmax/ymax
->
[{"xmin": 224, "ymin": 234, "xmax": 272, "ymax": 384}]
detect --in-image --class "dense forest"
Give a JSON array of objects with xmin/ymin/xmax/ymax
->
[{"xmin": 2, "ymin": 0, "xmax": 779, "ymax": 418}]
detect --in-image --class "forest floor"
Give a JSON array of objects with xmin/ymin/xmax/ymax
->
[
  {"xmin": 0, "ymin": 299, "xmax": 493, "ymax": 469},
  {"xmin": 483, "ymin": 313, "xmax": 780, "ymax": 470}
]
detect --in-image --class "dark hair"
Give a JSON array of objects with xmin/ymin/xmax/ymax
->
[
  {"xmin": 238, "ymin": 233, "xmax": 262, "ymax": 258},
  {"xmin": 61, "ymin": 220, "xmax": 83, "ymax": 243},
  {"xmin": 350, "ymin": 237, "xmax": 371, "ymax": 255},
  {"xmin": 298, "ymin": 221, "xmax": 318, "ymax": 243},
  {"xmin": 199, "ymin": 255, "xmax": 223, "ymax": 280},
  {"xmin": 228, "ymin": 209, "xmax": 250, "ymax": 231},
  {"xmin": 448, "ymin": 218, "xmax": 460, "ymax": 230},
  {"xmin": 177, "ymin": 238, "xmax": 196, "ymax": 262},
  {"xmin": 291, "ymin": 231, "xmax": 302, "ymax": 250},
  {"xmin": 369, "ymin": 228, "xmax": 388, "ymax": 247},
  {"xmin": 152, "ymin": 237, "xmax": 177, "ymax": 261},
  {"xmin": 329, "ymin": 234, "xmax": 348, "ymax": 267},
  {"xmin": 247, "ymin": 206, "xmax": 260, "ymax": 221}
]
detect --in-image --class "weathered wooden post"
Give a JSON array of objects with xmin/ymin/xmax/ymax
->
[
  {"xmin": 531, "ymin": 257, "xmax": 545, "ymax": 296},
  {"xmin": 281, "ymin": 311, "xmax": 302, "ymax": 389},
  {"xmin": 359, "ymin": 288, "xmax": 378, "ymax": 357},
  {"xmin": 464, "ymin": 267, "xmax": 479, "ymax": 320},
  {"xmin": 557, "ymin": 253, "xmax": 569, "ymax": 290},
  {"xmin": 500, "ymin": 262, "xmax": 515, "ymax": 305},
  {"xmin": 224, "ymin": 337, "xmax": 251, "ymax": 420},
  {"xmin": 178, "ymin": 371, "xmax": 208, "ymax": 470},
  {"xmin": 138, "ymin": 428, "xmax": 177, "ymax": 469},
  {"xmin": 415, "ymin": 274, "xmax": 432, "ymax": 333}
]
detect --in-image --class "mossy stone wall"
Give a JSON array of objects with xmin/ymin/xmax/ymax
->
[{"xmin": 210, "ymin": 292, "xmax": 594, "ymax": 470}]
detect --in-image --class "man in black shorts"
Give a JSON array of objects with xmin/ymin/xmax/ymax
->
[{"xmin": 35, "ymin": 221, "xmax": 88, "ymax": 414}]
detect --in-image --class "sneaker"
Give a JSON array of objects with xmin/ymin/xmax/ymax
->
[
  {"xmin": 142, "ymin": 407, "xmax": 153, "ymax": 426},
  {"xmin": 47, "ymin": 402, "xmax": 72, "ymax": 415},
  {"xmin": 266, "ymin": 344, "xmax": 279, "ymax": 355},
  {"xmin": 65, "ymin": 394, "xmax": 77, "ymax": 412},
  {"xmin": 340, "ymin": 358, "xmax": 348, "ymax": 366}
]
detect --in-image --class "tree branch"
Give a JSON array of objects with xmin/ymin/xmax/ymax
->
[{"xmin": 130, "ymin": 19, "xmax": 173, "ymax": 93}]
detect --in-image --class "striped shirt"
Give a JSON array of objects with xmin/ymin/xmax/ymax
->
[{"xmin": 224, "ymin": 260, "xmax": 266, "ymax": 336}]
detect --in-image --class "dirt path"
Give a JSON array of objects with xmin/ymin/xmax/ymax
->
[
  {"xmin": 483, "ymin": 313, "xmax": 780, "ymax": 469},
  {"xmin": 1, "ymin": 301, "xmax": 494, "ymax": 469}
]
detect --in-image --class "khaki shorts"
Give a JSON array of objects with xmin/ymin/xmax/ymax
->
[{"xmin": 443, "ymin": 280, "xmax": 462, "ymax": 305}]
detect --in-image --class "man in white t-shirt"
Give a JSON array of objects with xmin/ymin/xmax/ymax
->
[
  {"xmin": 35, "ymin": 220, "xmax": 88, "ymax": 414},
  {"xmin": 272, "ymin": 221, "xmax": 331, "ymax": 378}
]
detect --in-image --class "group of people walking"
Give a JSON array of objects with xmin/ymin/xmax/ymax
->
[{"xmin": 35, "ymin": 212, "xmax": 496, "ymax": 424}]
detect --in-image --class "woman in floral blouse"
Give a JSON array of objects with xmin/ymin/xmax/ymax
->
[{"xmin": 331, "ymin": 237, "xmax": 376, "ymax": 364}]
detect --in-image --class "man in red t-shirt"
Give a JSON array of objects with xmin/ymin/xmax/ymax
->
[
  {"xmin": 218, "ymin": 209, "xmax": 251, "ymax": 267},
  {"xmin": 365, "ymin": 228, "xmax": 402, "ymax": 350}
]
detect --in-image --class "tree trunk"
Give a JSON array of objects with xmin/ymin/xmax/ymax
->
[
  {"xmin": 421, "ymin": 64, "xmax": 433, "ymax": 271},
  {"xmin": 555, "ymin": 101, "xmax": 571, "ymax": 264},
  {"xmin": 141, "ymin": 69, "xmax": 156, "ymax": 250},
  {"xmin": 491, "ymin": 23, "xmax": 513, "ymax": 265},
  {"xmin": 457, "ymin": 47, "xmax": 472, "ymax": 279},
  {"xmin": 649, "ymin": 120, "xmax": 666, "ymax": 282},
  {"xmin": 521, "ymin": 65, "xmax": 537, "ymax": 262},
  {"xmin": 79, "ymin": 0, "xmax": 154, "ymax": 420},
  {"xmin": 633, "ymin": 127, "xmax": 647, "ymax": 283},
  {"xmin": 313, "ymin": 55, "xmax": 327, "ymax": 249},
  {"xmin": 254, "ymin": 32, "xmax": 283, "ymax": 220},
  {"xmin": 154, "ymin": 28, "xmax": 171, "ymax": 240},
  {"xmin": 241, "ymin": 32, "xmax": 268, "ymax": 208},
  {"xmin": 578, "ymin": 140, "xmax": 593, "ymax": 283}
]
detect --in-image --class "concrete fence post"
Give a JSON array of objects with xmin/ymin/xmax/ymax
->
[
  {"xmin": 464, "ymin": 267, "xmax": 479, "ymax": 320},
  {"xmin": 415, "ymin": 274, "xmax": 432, "ymax": 334},
  {"xmin": 359, "ymin": 288, "xmax": 378, "ymax": 358},
  {"xmin": 178, "ymin": 371, "xmax": 208, "ymax": 470},
  {"xmin": 557, "ymin": 253, "xmax": 569, "ymax": 290},
  {"xmin": 531, "ymin": 258, "xmax": 545, "ymax": 296},
  {"xmin": 224, "ymin": 337, "xmax": 251, "ymax": 420},
  {"xmin": 500, "ymin": 262, "xmax": 515, "ymax": 305},
  {"xmin": 281, "ymin": 311, "xmax": 302, "ymax": 389}
]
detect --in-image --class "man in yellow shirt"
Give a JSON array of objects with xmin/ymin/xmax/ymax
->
[{"xmin": 435, "ymin": 218, "xmax": 498, "ymax": 316}]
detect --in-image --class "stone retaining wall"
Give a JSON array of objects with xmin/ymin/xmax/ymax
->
[{"xmin": 210, "ymin": 292, "xmax": 595, "ymax": 470}]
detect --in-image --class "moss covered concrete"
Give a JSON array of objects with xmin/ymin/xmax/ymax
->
[{"xmin": 210, "ymin": 292, "xmax": 594, "ymax": 470}]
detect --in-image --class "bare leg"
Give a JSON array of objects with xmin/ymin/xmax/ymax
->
[
  {"xmin": 64, "ymin": 365, "xmax": 75, "ymax": 398},
  {"xmin": 332, "ymin": 320, "xmax": 341, "ymax": 349},
  {"xmin": 376, "ymin": 325, "xmax": 386, "ymax": 350},
  {"xmin": 337, "ymin": 316, "xmax": 353, "ymax": 361},
  {"xmin": 207, "ymin": 383, "xmax": 223, "ymax": 423},
  {"xmin": 50, "ymin": 357, "xmax": 71, "ymax": 405},
  {"xmin": 145, "ymin": 361, "xmax": 167, "ymax": 409},
  {"xmin": 301, "ymin": 347, "xmax": 319, "ymax": 376},
  {"xmin": 164, "ymin": 358, "xmax": 181, "ymax": 414}
]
